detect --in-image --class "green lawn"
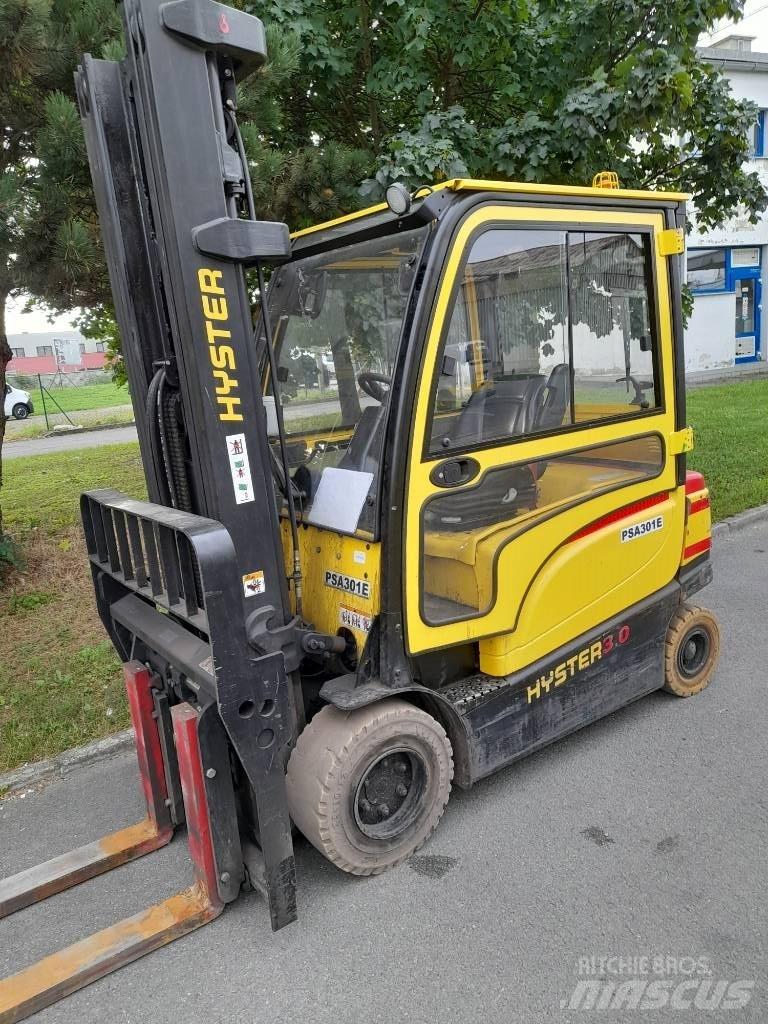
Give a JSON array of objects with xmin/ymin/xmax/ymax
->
[
  {"xmin": 687, "ymin": 379, "xmax": 768, "ymax": 522},
  {"xmin": 3, "ymin": 443, "xmax": 146, "ymax": 532},
  {"xmin": 26, "ymin": 381, "xmax": 130, "ymax": 414},
  {"xmin": 0, "ymin": 444, "xmax": 146, "ymax": 773}
]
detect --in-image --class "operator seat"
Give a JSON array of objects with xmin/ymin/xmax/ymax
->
[{"xmin": 449, "ymin": 374, "xmax": 546, "ymax": 447}]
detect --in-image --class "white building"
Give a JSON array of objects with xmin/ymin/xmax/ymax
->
[{"xmin": 686, "ymin": 8, "xmax": 768, "ymax": 373}]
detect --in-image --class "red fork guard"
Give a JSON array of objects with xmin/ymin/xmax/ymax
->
[{"xmin": 0, "ymin": 663, "xmax": 224, "ymax": 1024}]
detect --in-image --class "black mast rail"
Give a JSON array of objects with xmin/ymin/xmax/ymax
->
[{"xmin": 75, "ymin": 0, "xmax": 300, "ymax": 929}]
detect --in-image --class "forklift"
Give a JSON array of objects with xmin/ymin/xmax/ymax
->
[{"xmin": 0, "ymin": 0, "xmax": 720, "ymax": 1019}]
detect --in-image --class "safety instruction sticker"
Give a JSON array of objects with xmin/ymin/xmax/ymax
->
[
  {"xmin": 339, "ymin": 606, "xmax": 372, "ymax": 633},
  {"xmin": 242, "ymin": 570, "xmax": 265, "ymax": 597},
  {"xmin": 621, "ymin": 515, "xmax": 664, "ymax": 543},
  {"xmin": 226, "ymin": 433, "xmax": 255, "ymax": 504}
]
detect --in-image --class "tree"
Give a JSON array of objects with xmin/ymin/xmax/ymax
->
[
  {"xmin": 3, "ymin": 0, "xmax": 765, "ymax": 552},
  {"xmin": 0, "ymin": 0, "xmax": 120, "ymax": 554},
  {"xmin": 256, "ymin": 0, "xmax": 764, "ymax": 229}
]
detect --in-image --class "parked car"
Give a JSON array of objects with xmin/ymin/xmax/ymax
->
[{"xmin": 4, "ymin": 383, "xmax": 34, "ymax": 420}]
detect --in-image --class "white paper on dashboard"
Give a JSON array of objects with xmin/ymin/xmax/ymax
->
[{"xmin": 306, "ymin": 467, "xmax": 374, "ymax": 533}]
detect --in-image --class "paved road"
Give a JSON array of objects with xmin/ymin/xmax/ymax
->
[
  {"xmin": 3, "ymin": 425, "xmax": 139, "ymax": 459},
  {"xmin": 1, "ymin": 522, "xmax": 767, "ymax": 1023},
  {"xmin": 2, "ymin": 395, "xmax": 376, "ymax": 459}
]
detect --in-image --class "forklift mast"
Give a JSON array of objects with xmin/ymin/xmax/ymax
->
[{"xmin": 75, "ymin": 0, "xmax": 302, "ymax": 928}]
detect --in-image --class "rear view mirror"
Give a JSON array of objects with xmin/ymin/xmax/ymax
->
[{"xmin": 297, "ymin": 271, "xmax": 327, "ymax": 318}]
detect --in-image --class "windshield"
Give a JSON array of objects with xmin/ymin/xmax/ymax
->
[{"xmin": 263, "ymin": 225, "xmax": 429, "ymax": 536}]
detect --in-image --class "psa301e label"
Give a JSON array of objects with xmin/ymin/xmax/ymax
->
[
  {"xmin": 621, "ymin": 515, "xmax": 664, "ymax": 543},
  {"xmin": 324, "ymin": 570, "xmax": 371, "ymax": 599}
]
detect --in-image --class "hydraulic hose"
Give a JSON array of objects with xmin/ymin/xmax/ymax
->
[
  {"xmin": 145, "ymin": 368, "xmax": 172, "ymax": 507},
  {"xmin": 230, "ymin": 109, "xmax": 304, "ymax": 618}
]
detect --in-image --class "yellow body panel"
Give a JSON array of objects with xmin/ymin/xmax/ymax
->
[
  {"xmin": 280, "ymin": 522, "xmax": 381, "ymax": 651},
  {"xmin": 404, "ymin": 203, "xmax": 684, "ymax": 675},
  {"xmin": 479, "ymin": 487, "xmax": 685, "ymax": 675}
]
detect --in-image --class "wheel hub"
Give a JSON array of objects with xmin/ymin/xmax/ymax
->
[
  {"xmin": 353, "ymin": 749, "xmax": 426, "ymax": 840},
  {"xmin": 677, "ymin": 626, "xmax": 710, "ymax": 680}
]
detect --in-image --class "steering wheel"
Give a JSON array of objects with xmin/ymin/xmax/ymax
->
[
  {"xmin": 357, "ymin": 371, "xmax": 391, "ymax": 403},
  {"xmin": 616, "ymin": 374, "xmax": 653, "ymax": 408}
]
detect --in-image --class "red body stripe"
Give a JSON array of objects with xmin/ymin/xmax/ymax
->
[
  {"xmin": 684, "ymin": 537, "xmax": 712, "ymax": 559},
  {"xmin": 569, "ymin": 492, "xmax": 667, "ymax": 543},
  {"xmin": 689, "ymin": 496, "xmax": 710, "ymax": 515}
]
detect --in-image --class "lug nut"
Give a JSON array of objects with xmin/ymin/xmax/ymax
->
[
  {"xmin": 396, "ymin": 783, "xmax": 408, "ymax": 797},
  {"xmin": 205, "ymin": 768, "xmax": 217, "ymax": 779},
  {"xmin": 220, "ymin": 872, "xmax": 230, "ymax": 883},
  {"xmin": 395, "ymin": 762, "xmax": 407, "ymax": 775},
  {"xmin": 378, "ymin": 803, "xmax": 390, "ymax": 819}
]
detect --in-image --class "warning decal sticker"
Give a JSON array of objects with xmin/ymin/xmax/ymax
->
[
  {"xmin": 226, "ymin": 433, "xmax": 255, "ymax": 504},
  {"xmin": 242, "ymin": 570, "xmax": 266, "ymax": 597}
]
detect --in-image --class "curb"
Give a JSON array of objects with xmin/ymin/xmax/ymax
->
[
  {"xmin": 712, "ymin": 502, "xmax": 768, "ymax": 541},
  {"xmin": 0, "ymin": 729, "xmax": 133, "ymax": 799},
  {"xmin": 1, "ymin": 502, "xmax": 766, "ymax": 798},
  {"xmin": 40, "ymin": 419, "xmax": 136, "ymax": 440},
  {"xmin": 5, "ymin": 418, "xmax": 136, "ymax": 445}
]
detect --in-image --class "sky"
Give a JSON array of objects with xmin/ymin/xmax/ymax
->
[{"xmin": 6, "ymin": 294, "xmax": 79, "ymax": 336}]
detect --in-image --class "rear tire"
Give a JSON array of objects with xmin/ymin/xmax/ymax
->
[
  {"xmin": 286, "ymin": 699, "xmax": 453, "ymax": 875},
  {"xmin": 12, "ymin": 403, "xmax": 29, "ymax": 420},
  {"xmin": 663, "ymin": 604, "xmax": 720, "ymax": 697}
]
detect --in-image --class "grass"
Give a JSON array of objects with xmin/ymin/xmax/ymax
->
[
  {"xmin": 0, "ymin": 443, "xmax": 146, "ymax": 774},
  {"xmin": 2, "ymin": 443, "xmax": 145, "ymax": 532},
  {"xmin": 6, "ymin": 408, "xmax": 135, "ymax": 442},
  {"xmin": 27, "ymin": 381, "xmax": 130, "ymax": 414},
  {"xmin": 687, "ymin": 379, "xmax": 768, "ymax": 522}
]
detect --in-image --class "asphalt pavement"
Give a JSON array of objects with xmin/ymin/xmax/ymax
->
[
  {"xmin": 2, "ymin": 425, "xmax": 139, "ymax": 459},
  {"xmin": 1, "ymin": 521, "xmax": 767, "ymax": 1023}
]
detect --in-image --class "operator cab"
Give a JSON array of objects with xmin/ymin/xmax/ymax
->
[{"xmin": 260, "ymin": 182, "xmax": 671, "ymax": 671}]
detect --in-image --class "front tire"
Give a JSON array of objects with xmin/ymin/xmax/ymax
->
[
  {"xmin": 12, "ymin": 403, "xmax": 30, "ymax": 420},
  {"xmin": 663, "ymin": 604, "xmax": 720, "ymax": 697},
  {"xmin": 287, "ymin": 699, "xmax": 453, "ymax": 875}
]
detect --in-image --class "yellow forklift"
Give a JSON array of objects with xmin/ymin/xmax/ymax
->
[{"xmin": 0, "ymin": 1, "xmax": 719, "ymax": 1019}]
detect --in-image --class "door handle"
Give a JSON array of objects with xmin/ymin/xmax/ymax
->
[{"xmin": 430, "ymin": 457, "xmax": 481, "ymax": 488}]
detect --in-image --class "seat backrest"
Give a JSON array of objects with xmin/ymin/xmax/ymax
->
[
  {"xmin": 536, "ymin": 363, "xmax": 570, "ymax": 431},
  {"xmin": 338, "ymin": 404, "xmax": 386, "ymax": 474},
  {"xmin": 450, "ymin": 375, "xmax": 545, "ymax": 447}
]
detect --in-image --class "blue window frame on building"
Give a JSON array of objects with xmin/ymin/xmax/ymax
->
[
  {"xmin": 751, "ymin": 109, "xmax": 767, "ymax": 158},
  {"xmin": 687, "ymin": 246, "xmax": 762, "ymax": 364}
]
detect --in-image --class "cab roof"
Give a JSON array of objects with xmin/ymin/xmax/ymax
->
[{"xmin": 291, "ymin": 177, "xmax": 690, "ymax": 242}]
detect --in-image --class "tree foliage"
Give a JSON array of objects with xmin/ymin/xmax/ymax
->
[{"xmin": 2, "ymin": 0, "xmax": 766, "ymax": 547}]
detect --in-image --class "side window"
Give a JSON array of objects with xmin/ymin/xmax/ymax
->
[
  {"xmin": 427, "ymin": 227, "xmax": 660, "ymax": 455},
  {"xmin": 422, "ymin": 434, "xmax": 664, "ymax": 624},
  {"xmin": 569, "ymin": 232, "xmax": 660, "ymax": 423}
]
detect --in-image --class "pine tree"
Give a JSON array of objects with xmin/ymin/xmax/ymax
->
[{"xmin": 0, "ymin": 0, "xmax": 120, "ymax": 552}]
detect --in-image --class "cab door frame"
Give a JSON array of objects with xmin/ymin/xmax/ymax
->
[{"xmin": 377, "ymin": 196, "xmax": 689, "ymax": 683}]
